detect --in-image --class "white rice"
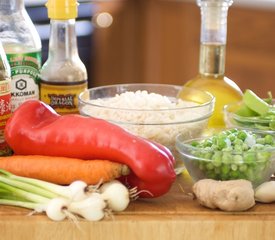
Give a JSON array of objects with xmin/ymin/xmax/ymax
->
[
  {"xmin": 81, "ymin": 90, "xmax": 209, "ymax": 153},
  {"xmin": 90, "ymin": 90, "xmax": 194, "ymax": 110}
]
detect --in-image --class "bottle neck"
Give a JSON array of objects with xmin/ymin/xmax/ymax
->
[
  {"xmin": 199, "ymin": 43, "xmax": 226, "ymax": 77},
  {"xmin": 48, "ymin": 19, "xmax": 79, "ymax": 61},
  {"xmin": 0, "ymin": 0, "xmax": 24, "ymax": 12},
  {"xmin": 198, "ymin": 0, "xmax": 231, "ymax": 76}
]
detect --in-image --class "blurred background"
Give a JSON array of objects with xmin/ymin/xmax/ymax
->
[{"xmin": 25, "ymin": 0, "xmax": 275, "ymax": 97}]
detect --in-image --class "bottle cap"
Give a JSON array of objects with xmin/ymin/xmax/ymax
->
[{"xmin": 46, "ymin": 0, "xmax": 79, "ymax": 20}]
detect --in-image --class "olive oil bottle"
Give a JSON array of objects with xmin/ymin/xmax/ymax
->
[
  {"xmin": 40, "ymin": 0, "xmax": 87, "ymax": 114},
  {"xmin": 179, "ymin": 0, "xmax": 243, "ymax": 128}
]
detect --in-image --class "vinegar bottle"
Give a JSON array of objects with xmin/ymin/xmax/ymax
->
[
  {"xmin": 0, "ymin": 41, "xmax": 12, "ymax": 155},
  {"xmin": 0, "ymin": 0, "xmax": 42, "ymax": 112},
  {"xmin": 179, "ymin": 0, "xmax": 243, "ymax": 128},
  {"xmin": 40, "ymin": 0, "xmax": 88, "ymax": 114}
]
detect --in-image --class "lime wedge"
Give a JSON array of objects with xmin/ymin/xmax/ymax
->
[
  {"xmin": 243, "ymin": 89, "xmax": 270, "ymax": 116},
  {"xmin": 235, "ymin": 104, "xmax": 258, "ymax": 117}
]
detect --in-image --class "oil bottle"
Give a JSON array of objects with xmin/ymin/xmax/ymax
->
[
  {"xmin": 0, "ymin": 0, "xmax": 42, "ymax": 112},
  {"xmin": 40, "ymin": 0, "xmax": 88, "ymax": 114},
  {"xmin": 0, "ymin": 41, "xmax": 12, "ymax": 155},
  {"xmin": 179, "ymin": 0, "xmax": 243, "ymax": 128}
]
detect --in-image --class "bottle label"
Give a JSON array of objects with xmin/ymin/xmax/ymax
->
[
  {"xmin": 6, "ymin": 51, "xmax": 41, "ymax": 112},
  {"xmin": 40, "ymin": 80, "xmax": 87, "ymax": 114},
  {"xmin": 0, "ymin": 79, "xmax": 12, "ymax": 156}
]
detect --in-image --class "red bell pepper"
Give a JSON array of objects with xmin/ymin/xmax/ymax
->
[{"xmin": 5, "ymin": 100, "xmax": 176, "ymax": 198}]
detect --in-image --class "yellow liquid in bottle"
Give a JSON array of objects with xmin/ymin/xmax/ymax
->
[
  {"xmin": 179, "ymin": 43, "xmax": 243, "ymax": 128},
  {"xmin": 182, "ymin": 75, "xmax": 242, "ymax": 127}
]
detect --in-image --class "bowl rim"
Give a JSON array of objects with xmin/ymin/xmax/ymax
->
[{"xmin": 78, "ymin": 83, "xmax": 215, "ymax": 112}]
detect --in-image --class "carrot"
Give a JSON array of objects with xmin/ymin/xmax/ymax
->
[{"xmin": 0, "ymin": 155, "xmax": 130, "ymax": 185}]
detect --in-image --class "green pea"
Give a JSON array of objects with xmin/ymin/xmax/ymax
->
[
  {"xmin": 222, "ymin": 152, "xmax": 233, "ymax": 163},
  {"xmin": 203, "ymin": 151, "xmax": 213, "ymax": 159},
  {"xmin": 234, "ymin": 145, "xmax": 243, "ymax": 153},
  {"xmin": 265, "ymin": 135, "xmax": 274, "ymax": 145},
  {"xmin": 206, "ymin": 162, "xmax": 214, "ymax": 170},
  {"xmin": 242, "ymin": 143, "xmax": 249, "ymax": 151},
  {"xmin": 203, "ymin": 139, "xmax": 213, "ymax": 147},
  {"xmin": 243, "ymin": 152, "xmax": 256, "ymax": 162},
  {"xmin": 256, "ymin": 138, "xmax": 265, "ymax": 145},
  {"xmin": 221, "ymin": 164, "xmax": 230, "ymax": 175},
  {"xmin": 233, "ymin": 154, "xmax": 243, "ymax": 163},
  {"xmin": 191, "ymin": 141, "xmax": 199, "ymax": 147},
  {"xmin": 231, "ymin": 164, "xmax": 238, "ymax": 171},
  {"xmin": 222, "ymin": 146, "xmax": 233, "ymax": 151},
  {"xmin": 233, "ymin": 138, "xmax": 243, "ymax": 146},
  {"xmin": 251, "ymin": 144, "xmax": 265, "ymax": 151},
  {"xmin": 229, "ymin": 171, "xmax": 239, "ymax": 179},
  {"xmin": 213, "ymin": 160, "xmax": 222, "ymax": 167},
  {"xmin": 228, "ymin": 128, "xmax": 238, "ymax": 134},
  {"xmin": 212, "ymin": 151, "xmax": 223, "ymax": 161},
  {"xmin": 217, "ymin": 138, "xmax": 227, "ymax": 150},
  {"xmin": 237, "ymin": 131, "xmax": 247, "ymax": 141},
  {"xmin": 269, "ymin": 121, "xmax": 275, "ymax": 130},
  {"xmin": 228, "ymin": 134, "xmax": 236, "ymax": 142},
  {"xmin": 220, "ymin": 173, "xmax": 229, "ymax": 181},
  {"xmin": 211, "ymin": 136, "xmax": 218, "ymax": 145},
  {"xmin": 239, "ymin": 164, "xmax": 248, "ymax": 172}
]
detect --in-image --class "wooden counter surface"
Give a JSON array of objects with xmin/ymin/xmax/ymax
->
[{"xmin": 1, "ymin": 174, "xmax": 275, "ymax": 240}]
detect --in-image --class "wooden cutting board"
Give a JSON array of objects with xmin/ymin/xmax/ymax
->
[{"xmin": 1, "ymin": 173, "xmax": 275, "ymax": 240}]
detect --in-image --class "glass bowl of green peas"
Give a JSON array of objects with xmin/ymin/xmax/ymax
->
[{"xmin": 176, "ymin": 128, "xmax": 275, "ymax": 187}]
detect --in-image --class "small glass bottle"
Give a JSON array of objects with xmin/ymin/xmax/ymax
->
[
  {"xmin": 179, "ymin": 0, "xmax": 243, "ymax": 128},
  {"xmin": 40, "ymin": 0, "xmax": 88, "ymax": 115},
  {"xmin": 0, "ymin": 0, "xmax": 42, "ymax": 112},
  {"xmin": 0, "ymin": 41, "xmax": 12, "ymax": 156}
]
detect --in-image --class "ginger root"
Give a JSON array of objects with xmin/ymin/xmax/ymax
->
[{"xmin": 192, "ymin": 179, "xmax": 255, "ymax": 212}]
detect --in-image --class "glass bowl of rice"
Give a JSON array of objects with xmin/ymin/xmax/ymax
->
[{"xmin": 78, "ymin": 83, "xmax": 215, "ymax": 166}]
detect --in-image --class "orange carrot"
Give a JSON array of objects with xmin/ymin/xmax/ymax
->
[{"xmin": 0, "ymin": 155, "xmax": 130, "ymax": 185}]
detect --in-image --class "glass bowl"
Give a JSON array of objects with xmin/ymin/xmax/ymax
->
[
  {"xmin": 224, "ymin": 101, "xmax": 275, "ymax": 134},
  {"xmin": 78, "ymin": 83, "xmax": 214, "ymax": 164},
  {"xmin": 176, "ymin": 129, "xmax": 275, "ymax": 187}
]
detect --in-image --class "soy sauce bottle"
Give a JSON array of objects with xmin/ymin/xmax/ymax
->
[
  {"xmin": 40, "ymin": 0, "xmax": 88, "ymax": 114},
  {"xmin": 0, "ymin": 0, "xmax": 42, "ymax": 112}
]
